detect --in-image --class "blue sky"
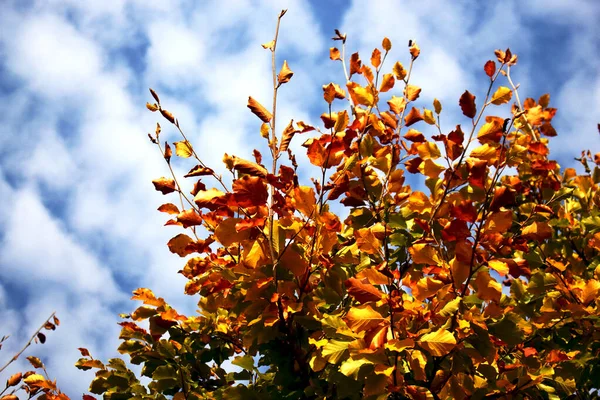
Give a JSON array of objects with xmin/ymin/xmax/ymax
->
[{"xmin": 0, "ymin": 0, "xmax": 598, "ymax": 397}]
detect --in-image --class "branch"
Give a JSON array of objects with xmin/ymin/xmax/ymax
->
[{"xmin": 0, "ymin": 312, "xmax": 56, "ymax": 374}]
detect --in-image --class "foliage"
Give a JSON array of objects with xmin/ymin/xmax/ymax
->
[
  {"xmin": 78, "ymin": 10, "xmax": 600, "ymax": 400},
  {"xmin": 0, "ymin": 312, "xmax": 69, "ymax": 400}
]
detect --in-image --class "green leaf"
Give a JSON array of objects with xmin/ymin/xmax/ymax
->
[{"xmin": 232, "ymin": 354, "xmax": 255, "ymax": 371}]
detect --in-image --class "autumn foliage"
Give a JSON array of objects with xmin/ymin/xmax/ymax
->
[{"xmin": 75, "ymin": 10, "xmax": 600, "ymax": 400}]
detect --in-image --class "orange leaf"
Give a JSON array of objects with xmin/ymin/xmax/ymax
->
[
  {"xmin": 157, "ymin": 203, "xmax": 180, "ymax": 215},
  {"xmin": 330, "ymin": 47, "xmax": 341, "ymax": 61},
  {"xmin": 345, "ymin": 278, "xmax": 383, "ymax": 303},
  {"xmin": 177, "ymin": 209, "xmax": 203, "ymax": 228},
  {"xmin": 152, "ymin": 177, "xmax": 177, "ymax": 195},
  {"xmin": 418, "ymin": 329, "xmax": 456, "ymax": 357},
  {"xmin": 233, "ymin": 157, "xmax": 268, "ymax": 178},
  {"xmin": 484, "ymin": 60, "xmax": 496, "ymax": 78},
  {"xmin": 371, "ymin": 48, "xmax": 381, "ymax": 69},
  {"xmin": 160, "ymin": 109, "xmax": 175, "ymax": 124},
  {"xmin": 167, "ymin": 234, "xmax": 195, "ymax": 257},
  {"xmin": 279, "ymin": 120, "xmax": 297, "ymax": 152},
  {"xmin": 405, "ymin": 85, "xmax": 421, "ymax": 102},
  {"xmin": 346, "ymin": 305, "xmax": 385, "ymax": 332},
  {"xmin": 382, "ymin": 37, "xmax": 392, "ymax": 52},
  {"xmin": 247, "ymin": 96, "xmax": 272, "ymax": 123},
  {"xmin": 404, "ymin": 107, "xmax": 423, "ymax": 127},
  {"xmin": 277, "ymin": 60, "xmax": 294, "ymax": 85},
  {"xmin": 379, "ymin": 73, "xmax": 395, "ymax": 93}
]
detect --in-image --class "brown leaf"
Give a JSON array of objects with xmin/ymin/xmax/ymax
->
[
  {"xmin": 247, "ymin": 97, "xmax": 272, "ymax": 123},
  {"xmin": 184, "ymin": 165, "xmax": 215, "ymax": 178},
  {"xmin": 280, "ymin": 120, "xmax": 296, "ymax": 152},
  {"xmin": 152, "ymin": 177, "xmax": 177, "ymax": 195},
  {"xmin": 78, "ymin": 348, "xmax": 91, "ymax": 357},
  {"xmin": 459, "ymin": 90, "xmax": 477, "ymax": 119},
  {"xmin": 164, "ymin": 142, "xmax": 172, "ymax": 163},
  {"xmin": 146, "ymin": 102, "xmax": 159, "ymax": 112},
  {"xmin": 277, "ymin": 60, "xmax": 293, "ymax": 85},
  {"xmin": 149, "ymin": 88, "xmax": 160, "ymax": 104},
  {"xmin": 160, "ymin": 109, "xmax": 175, "ymax": 124},
  {"xmin": 27, "ymin": 356, "xmax": 44, "ymax": 369},
  {"xmin": 37, "ymin": 332, "xmax": 46, "ymax": 343},
  {"xmin": 349, "ymin": 52, "xmax": 361, "ymax": 77},
  {"xmin": 233, "ymin": 157, "xmax": 268, "ymax": 178}
]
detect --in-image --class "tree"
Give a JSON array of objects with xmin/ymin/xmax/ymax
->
[{"xmin": 77, "ymin": 10, "xmax": 600, "ymax": 400}]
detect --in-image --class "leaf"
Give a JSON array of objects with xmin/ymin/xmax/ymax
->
[
  {"xmin": 146, "ymin": 102, "xmax": 159, "ymax": 112},
  {"xmin": 371, "ymin": 48, "xmax": 381, "ymax": 68},
  {"xmin": 322, "ymin": 340, "xmax": 350, "ymax": 364},
  {"xmin": 233, "ymin": 157, "xmax": 268, "ymax": 178},
  {"xmin": 7, "ymin": 372, "xmax": 22, "ymax": 387},
  {"xmin": 279, "ymin": 120, "xmax": 296, "ymax": 152},
  {"xmin": 164, "ymin": 142, "xmax": 172, "ymax": 162},
  {"xmin": 382, "ymin": 37, "xmax": 392, "ymax": 51},
  {"xmin": 184, "ymin": 165, "xmax": 214, "ymax": 178},
  {"xmin": 330, "ymin": 47, "xmax": 341, "ymax": 61},
  {"xmin": 174, "ymin": 141, "xmax": 193, "ymax": 158},
  {"xmin": 388, "ymin": 96, "xmax": 406, "ymax": 114},
  {"xmin": 78, "ymin": 348, "xmax": 91, "ymax": 357},
  {"xmin": 488, "ymin": 259, "xmax": 509, "ymax": 276},
  {"xmin": 194, "ymin": 188, "xmax": 226, "ymax": 210},
  {"xmin": 345, "ymin": 278, "xmax": 383, "ymax": 303},
  {"xmin": 26, "ymin": 356, "xmax": 44, "ymax": 369},
  {"xmin": 277, "ymin": 60, "xmax": 293, "ymax": 85},
  {"xmin": 433, "ymin": 98, "xmax": 442, "ymax": 114},
  {"xmin": 340, "ymin": 358, "xmax": 372, "ymax": 379},
  {"xmin": 152, "ymin": 178, "xmax": 177, "ymax": 195},
  {"xmin": 351, "ymin": 85, "xmax": 374, "ymax": 107},
  {"xmin": 490, "ymin": 86, "xmax": 512, "ymax": 105},
  {"xmin": 261, "ymin": 40, "xmax": 274, "ymax": 50},
  {"xmin": 232, "ymin": 354, "xmax": 255, "ymax": 371},
  {"xmin": 484, "ymin": 60, "xmax": 496, "ymax": 78},
  {"xmin": 418, "ymin": 329, "xmax": 456, "ymax": 356},
  {"xmin": 405, "ymin": 85, "xmax": 421, "ymax": 102},
  {"xmin": 522, "ymin": 221, "xmax": 553, "ymax": 241},
  {"xmin": 160, "ymin": 109, "xmax": 175, "ymax": 124},
  {"xmin": 385, "ymin": 338, "xmax": 414, "ymax": 352},
  {"xmin": 167, "ymin": 233, "xmax": 194, "ymax": 257},
  {"xmin": 346, "ymin": 305, "xmax": 384, "ymax": 332},
  {"xmin": 247, "ymin": 97, "xmax": 272, "ymax": 123},
  {"xmin": 379, "ymin": 74, "xmax": 395, "ymax": 93},
  {"xmin": 409, "ymin": 243, "xmax": 441, "ymax": 265},
  {"xmin": 459, "ymin": 90, "xmax": 477, "ymax": 118},
  {"xmin": 404, "ymin": 107, "xmax": 423, "ymax": 127},
  {"xmin": 423, "ymin": 109, "xmax": 436, "ymax": 125},
  {"xmin": 37, "ymin": 332, "xmax": 46, "ymax": 343},
  {"xmin": 477, "ymin": 118, "xmax": 504, "ymax": 143},
  {"xmin": 23, "ymin": 374, "xmax": 45, "ymax": 385},
  {"xmin": 176, "ymin": 209, "xmax": 203, "ymax": 228},
  {"xmin": 475, "ymin": 269, "xmax": 502, "ymax": 303},
  {"xmin": 392, "ymin": 61, "xmax": 407, "ymax": 80}
]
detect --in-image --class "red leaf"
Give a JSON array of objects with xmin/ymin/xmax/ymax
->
[
  {"xmin": 459, "ymin": 90, "xmax": 477, "ymax": 119},
  {"xmin": 484, "ymin": 60, "xmax": 496, "ymax": 78}
]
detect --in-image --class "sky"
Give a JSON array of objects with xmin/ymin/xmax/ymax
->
[{"xmin": 0, "ymin": 0, "xmax": 598, "ymax": 397}]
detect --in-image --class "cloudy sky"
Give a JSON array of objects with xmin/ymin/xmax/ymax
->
[{"xmin": 0, "ymin": 0, "xmax": 598, "ymax": 397}]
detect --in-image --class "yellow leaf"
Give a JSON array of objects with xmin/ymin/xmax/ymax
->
[
  {"xmin": 475, "ymin": 269, "xmax": 502, "ymax": 303},
  {"xmin": 293, "ymin": 186, "xmax": 316, "ymax": 217},
  {"xmin": 417, "ymin": 142, "xmax": 441, "ymax": 160},
  {"xmin": 277, "ymin": 60, "xmax": 293, "ymax": 85},
  {"xmin": 488, "ymin": 259, "xmax": 509, "ymax": 276},
  {"xmin": 423, "ymin": 109, "xmax": 436, "ymax": 125},
  {"xmin": 322, "ymin": 340, "xmax": 350, "ymax": 364},
  {"xmin": 23, "ymin": 374, "xmax": 46, "ymax": 385},
  {"xmin": 174, "ymin": 141, "xmax": 193, "ymax": 158},
  {"xmin": 194, "ymin": 188, "xmax": 226, "ymax": 210},
  {"xmin": 490, "ymin": 86, "xmax": 512, "ymax": 105},
  {"xmin": 261, "ymin": 40, "xmax": 274, "ymax": 50},
  {"xmin": 340, "ymin": 358, "xmax": 372, "ymax": 379},
  {"xmin": 388, "ymin": 95, "xmax": 406, "ymax": 114},
  {"xmin": 419, "ymin": 159, "xmax": 445, "ymax": 179},
  {"xmin": 405, "ymin": 85, "xmax": 421, "ymax": 101},
  {"xmin": 392, "ymin": 61, "xmax": 406, "ymax": 80},
  {"xmin": 407, "ymin": 191, "xmax": 432, "ymax": 213},
  {"xmin": 215, "ymin": 218, "xmax": 250, "ymax": 247},
  {"xmin": 352, "ymin": 85, "xmax": 374, "ymax": 107},
  {"xmin": 334, "ymin": 110, "xmax": 348, "ymax": 133},
  {"xmin": 243, "ymin": 237, "xmax": 269, "ymax": 268},
  {"xmin": 477, "ymin": 118, "xmax": 504, "ymax": 143},
  {"xmin": 418, "ymin": 329, "xmax": 456, "ymax": 356},
  {"xmin": 409, "ymin": 243, "xmax": 441, "ymax": 266},
  {"xmin": 433, "ymin": 98, "xmax": 442, "ymax": 114},
  {"xmin": 346, "ymin": 305, "xmax": 385, "ymax": 332},
  {"xmin": 385, "ymin": 338, "xmax": 414, "ymax": 352},
  {"xmin": 470, "ymin": 143, "xmax": 498, "ymax": 162},
  {"xmin": 414, "ymin": 277, "xmax": 445, "ymax": 301}
]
